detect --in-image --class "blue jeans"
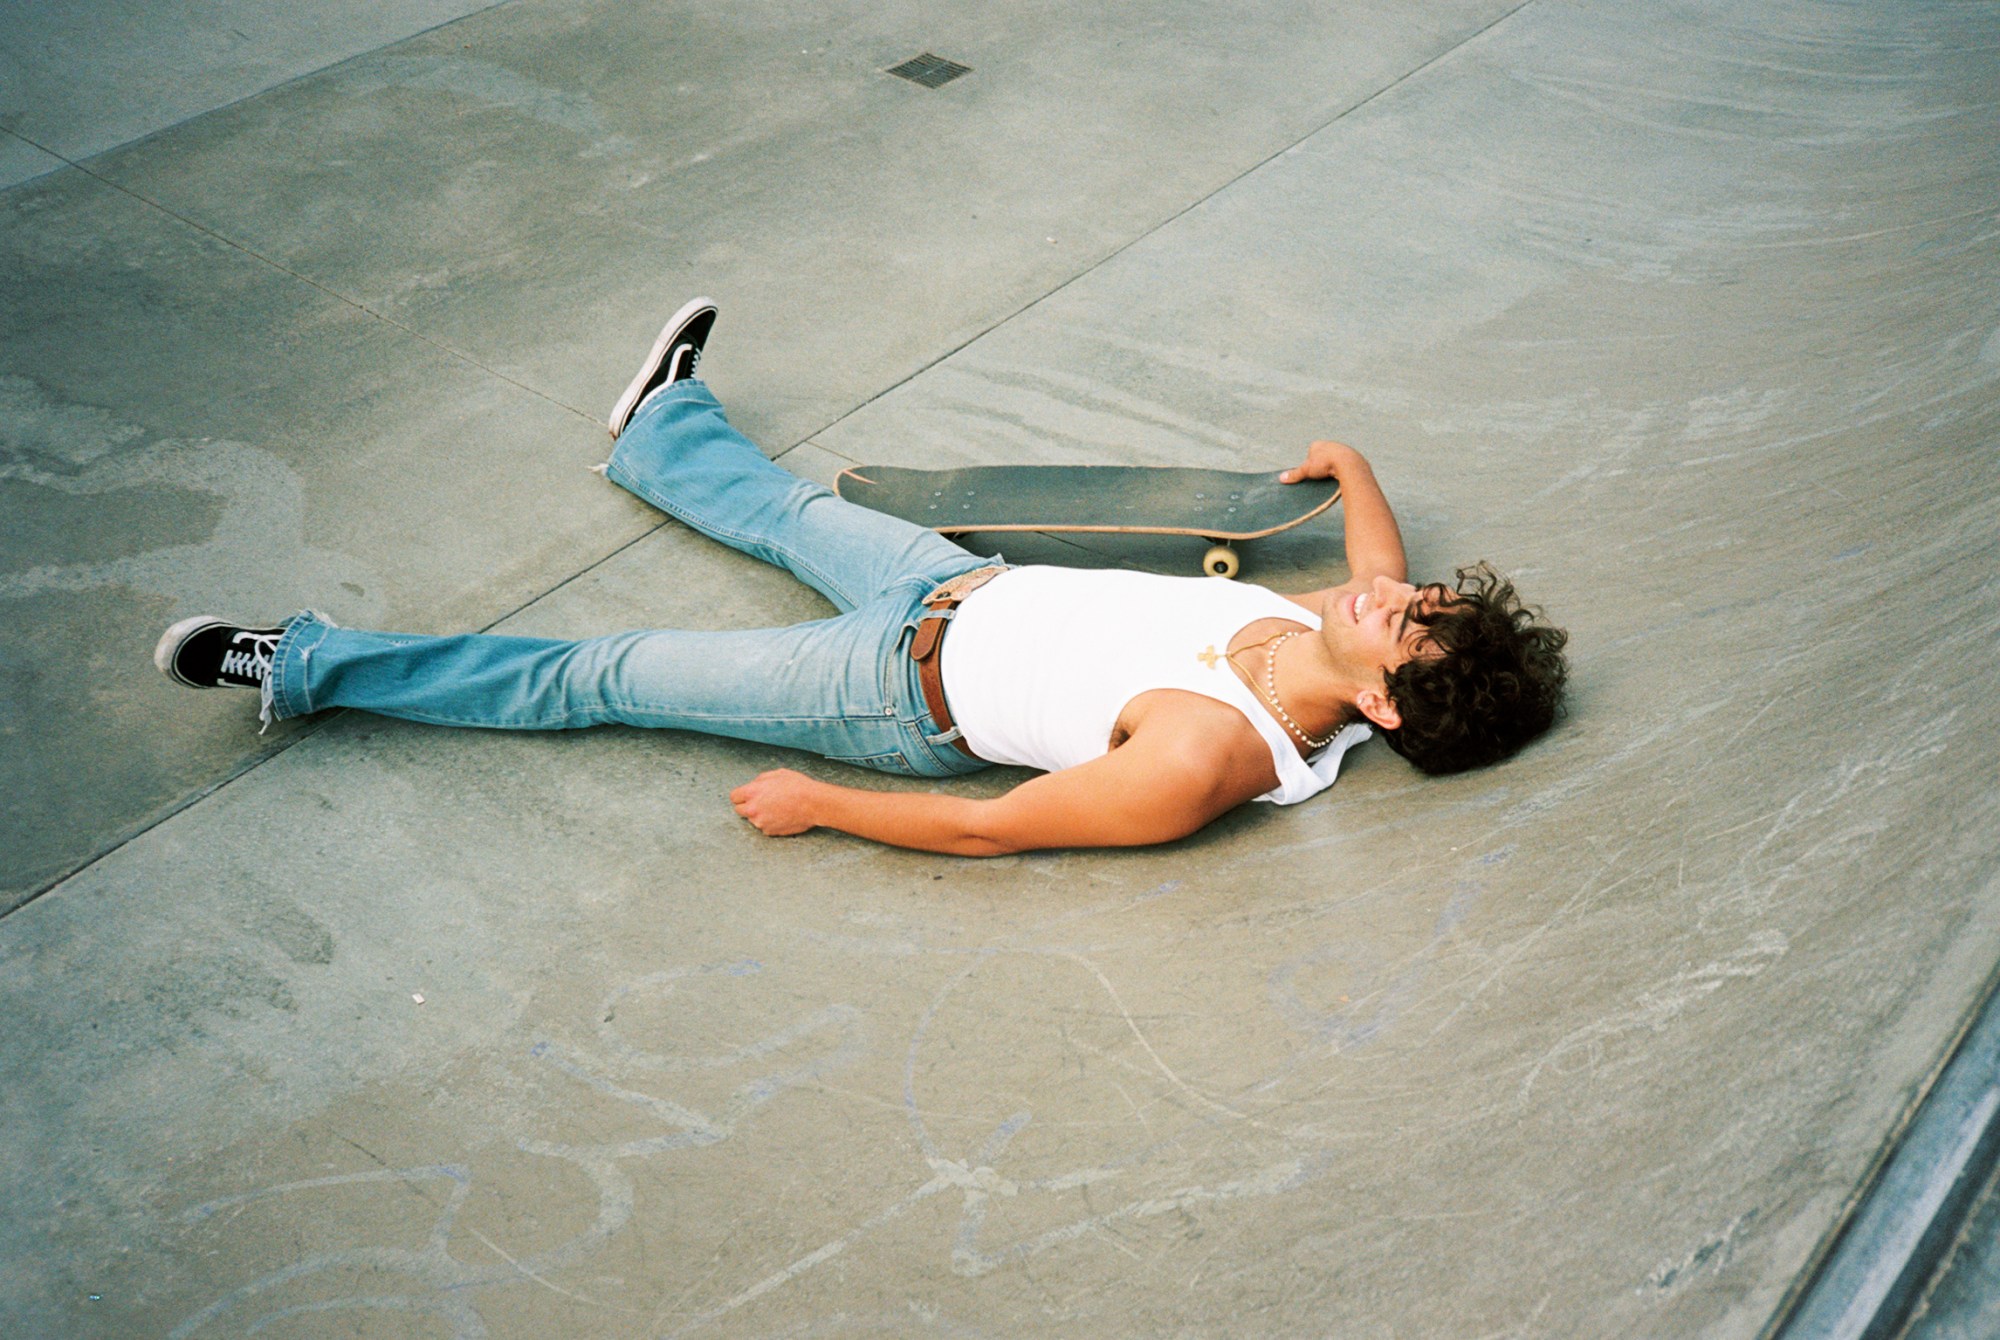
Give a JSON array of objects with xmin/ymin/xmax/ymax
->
[{"xmin": 266, "ymin": 380, "xmax": 997, "ymax": 778}]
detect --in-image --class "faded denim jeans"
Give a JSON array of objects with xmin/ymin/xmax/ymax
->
[{"xmin": 265, "ymin": 379, "xmax": 996, "ymax": 778}]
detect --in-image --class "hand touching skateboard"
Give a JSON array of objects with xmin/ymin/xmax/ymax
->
[{"xmin": 1280, "ymin": 441, "xmax": 1406, "ymax": 586}]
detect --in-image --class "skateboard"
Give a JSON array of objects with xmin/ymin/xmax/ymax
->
[{"xmin": 834, "ymin": 464, "xmax": 1341, "ymax": 578}]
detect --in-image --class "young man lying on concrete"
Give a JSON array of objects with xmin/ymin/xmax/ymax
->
[{"xmin": 157, "ymin": 299, "xmax": 1568, "ymax": 856}]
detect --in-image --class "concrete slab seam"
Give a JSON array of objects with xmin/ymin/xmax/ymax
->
[
  {"xmin": 1, "ymin": 512, "xmax": 678, "ymax": 918},
  {"xmin": 0, "ymin": 0, "xmax": 530, "ymax": 191},
  {"xmin": 785, "ymin": 0, "xmax": 1541, "ymax": 455},
  {"xmin": 7, "ymin": 131, "xmax": 601, "ymax": 432}
]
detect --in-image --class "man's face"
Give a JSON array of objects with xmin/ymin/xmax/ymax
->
[{"xmin": 1326, "ymin": 574, "xmax": 1444, "ymax": 681}]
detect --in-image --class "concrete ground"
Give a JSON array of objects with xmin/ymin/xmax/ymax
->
[{"xmin": 2, "ymin": 0, "xmax": 1996, "ymax": 1335}]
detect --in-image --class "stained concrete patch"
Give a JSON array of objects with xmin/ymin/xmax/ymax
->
[
  {"xmin": 0, "ymin": 0, "xmax": 505, "ymax": 186},
  {"xmin": 0, "ymin": 169, "xmax": 649, "ymax": 905}
]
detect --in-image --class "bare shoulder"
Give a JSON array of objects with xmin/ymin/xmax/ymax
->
[{"xmin": 1119, "ymin": 689, "xmax": 1281, "ymax": 802}]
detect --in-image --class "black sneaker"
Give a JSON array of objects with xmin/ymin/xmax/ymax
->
[
  {"xmin": 154, "ymin": 617, "xmax": 285, "ymax": 690},
  {"xmin": 608, "ymin": 296, "xmax": 718, "ymax": 439}
]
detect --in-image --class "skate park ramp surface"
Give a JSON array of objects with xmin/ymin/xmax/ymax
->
[{"xmin": 2, "ymin": 1, "xmax": 1997, "ymax": 1335}]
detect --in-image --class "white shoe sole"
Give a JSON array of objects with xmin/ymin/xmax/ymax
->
[
  {"xmin": 154, "ymin": 615, "xmax": 228, "ymax": 687},
  {"xmin": 609, "ymin": 295, "xmax": 717, "ymax": 438}
]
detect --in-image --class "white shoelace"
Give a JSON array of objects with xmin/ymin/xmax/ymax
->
[{"xmin": 222, "ymin": 629, "xmax": 280, "ymax": 682}]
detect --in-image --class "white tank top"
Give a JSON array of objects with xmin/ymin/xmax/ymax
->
[{"xmin": 939, "ymin": 566, "xmax": 1371, "ymax": 805}]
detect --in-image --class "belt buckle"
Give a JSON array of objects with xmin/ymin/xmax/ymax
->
[{"xmin": 924, "ymin": 564, "xmax": 1006, "ymax": 606}]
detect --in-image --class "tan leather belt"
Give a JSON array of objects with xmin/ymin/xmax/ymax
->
[{"xmin": 910, "ymin": 565, "xmax": 1007, "ymax": 758}]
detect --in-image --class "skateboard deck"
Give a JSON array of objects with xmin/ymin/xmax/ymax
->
[{"xmin": 834, "ymin": 464, "xmax": 1340, "ymax": 577}]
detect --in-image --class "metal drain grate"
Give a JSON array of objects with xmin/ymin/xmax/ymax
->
[{"xmin": 887, "ymin": 53, "xmax": 971, "ymax": 88}]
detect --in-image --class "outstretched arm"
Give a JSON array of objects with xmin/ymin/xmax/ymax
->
[
  {"xmin": 730, "ymin": 721, "xmax": 1274, "ymax": 856},
  {"xmin": 1280, "ymin": 441, "xmax": 1407, "ymax": 584}
]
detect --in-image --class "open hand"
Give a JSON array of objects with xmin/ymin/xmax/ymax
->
[
  {"xmin": 730, "ymin": 768, "xmax": 825, "ymax": 836},
  {"xmin": 1279, "ymin": 439, "xmax": 1368, "ymax": 484}
]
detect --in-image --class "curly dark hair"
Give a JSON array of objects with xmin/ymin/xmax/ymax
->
[{"xmin": 1376, "ymin": 563, "xmax": 1568, "ymax": 776}]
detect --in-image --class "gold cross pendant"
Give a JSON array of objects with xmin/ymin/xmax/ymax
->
[{"xmin": 1197, "ymin": 644, "xmax": 1221, "ymax": 669}]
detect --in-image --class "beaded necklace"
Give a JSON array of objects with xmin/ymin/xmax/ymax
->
[{"xmin": 1227, "ymin": 628, "xmax": 1337, "ymax": 750}]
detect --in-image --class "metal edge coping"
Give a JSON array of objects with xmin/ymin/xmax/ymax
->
[{"xmin": 1764, "ymin": 958, "xmax": 2000, "ymax": 1340}]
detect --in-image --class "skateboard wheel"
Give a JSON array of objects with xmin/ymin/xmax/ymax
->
[{"xmin": 1203, "ymin": 545, "xmax": 1240, "ymax": 579}]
